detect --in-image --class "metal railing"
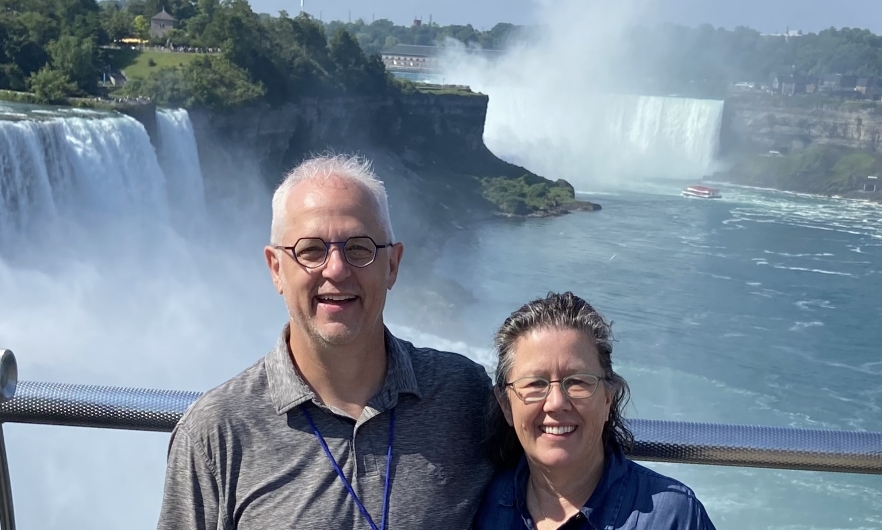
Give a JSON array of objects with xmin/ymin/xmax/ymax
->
[
  {"xmin": 0, "ymin": 348, "xmax": 880, "ymax": 530},
  {"xmin": 0, "ymin": 350, "xmax": 19, "ymax": 530}
]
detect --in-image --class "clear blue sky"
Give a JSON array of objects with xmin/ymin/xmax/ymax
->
[{"xmin": 250, "ymin": 0, "xmax": 882, "ymax": 34}]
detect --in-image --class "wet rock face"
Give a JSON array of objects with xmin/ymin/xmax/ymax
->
[
  {"xmin": 721, "ymin": 98, "xmax": 882, "ymax": 155},
  {"xmin": 186, "ymin": 93, "xmax": 490, "ymax": 186}
]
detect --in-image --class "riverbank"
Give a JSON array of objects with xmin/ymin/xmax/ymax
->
[{"xmin": 714, "ymin": 143, "xmax": 882, "ymax": 202}]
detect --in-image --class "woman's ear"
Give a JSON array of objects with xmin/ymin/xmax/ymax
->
[{"xmin": 495, "ymin": 387, "xmax": 514, "ymax": 427}]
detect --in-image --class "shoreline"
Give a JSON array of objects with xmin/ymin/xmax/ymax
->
[
  {"xmin": 711, "ymin": 180, "xmax": 882, "ymax": 206},
  {"xmin": 491, "ymin": 199, "xmax": 602, "ymax": 218}
]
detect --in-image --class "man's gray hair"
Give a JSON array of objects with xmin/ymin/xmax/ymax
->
[
  {"xmin": 484, "ymin": 291, "xmax": 634, "ymax": 468},
  {"xmin": 270, "ymin": 154, "xmax": 395, "ymax": 244}
]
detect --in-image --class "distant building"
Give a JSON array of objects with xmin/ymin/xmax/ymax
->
[
  {"xmin": 108, "ymin": 73, "xmax": 126, "ymax": 86},
  {"xmin": 863, "ymin": 176, "xmax": 877, "ymax": 193},
  {"xmin": 382, "ymin": 44, "xmax": 440, "ymax": 72},
  {"xmin": 761, "ymin": 27, "xmax": 804, "ymax": 40},
  {"xmin": 856, "ymin": 77, "xmax": 879, "ymax": 98},
  {"xmin": 805, "ymin": 77, "xmax": 820, "ymax": 93},
  {"xmin": 380, "ymin": 44, "xmax": 503, "ymax": 74},
  {"xmin": 775, "ymin": 74, "xmax": 807, "ymax": 96},
  {"xmin": 732, "ymin": 81, "xmax": 756, "ymax": 91},
  {"xmin": 819, "ymin": 74, "xmax": 858, "ymax": 92},
  {"xmin": 150, "ymin": 8, "xmax": 177, "ymax": 38}
]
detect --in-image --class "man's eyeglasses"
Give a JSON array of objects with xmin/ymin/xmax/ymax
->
[
  {"xmin": 275, "ymin": 236, "xmax": 392, "ymax": 269},
  {"xmin": 505, "ymin": 373, "xmax": 606, "ymax": 404}
]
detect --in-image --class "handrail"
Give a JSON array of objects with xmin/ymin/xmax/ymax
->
[
  {"xmin": 0, "ymin": 349, "xmax": 881, "ymax": 530},
  {"xmin": 0, "ymin": 379, "xmax": 879, "ymax": 475},
  {"xmin": 0, "ymin": 350, "xmax": 18, "ymax": 530}
]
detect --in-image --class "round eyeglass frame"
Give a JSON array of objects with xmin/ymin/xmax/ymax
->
[
  {"xmin": 504, "ymin": 373, "xmax": 607, "ymax": 404},
  {"xmin": 274, "ymin": 236, "xmax": 393, "ymax": 269}
]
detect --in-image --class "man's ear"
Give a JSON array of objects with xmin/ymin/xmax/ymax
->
[
  {"xmin": 495, "ymin": 387, "xmax": 514, "ymax": 427},
  {"xmin": 386, "ymin": 242, "xmax": 404, "ymax": 290},
  {"xmin": 264, "ymin": 246, "xmax": 283, "ymax": 294}
]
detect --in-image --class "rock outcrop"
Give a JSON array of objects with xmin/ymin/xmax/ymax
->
[
  {"xmin": 720, "ymin": 95, "xmax": 882, "ymax": 156},
  {"xmin": 186, "ymin": 92, "xmax": 596, "ymax": 224}
]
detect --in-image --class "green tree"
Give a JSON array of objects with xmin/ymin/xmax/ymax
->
[
  {"xmin": 328, "ymin": 28, "xmax": 388, "ymax": 94},
  {"xmin": 47, "ymin": 36, "xmax": 97, "ymax": 93},
  {"xmin": 101, "ymin": 4, "xmax": 135, "ymax": 41},
  {"xmin": 124, "ymin": 55, "xmax": 264, "ymax": 108},
  {"xmin": 383, "ymin": 35, "xmax": 398, "ymax": 50},
  {"xmin": 28, "ymin": 66, "xmax": 76, "ymax": 103},
  {"xmin": 133, "ymin": 14, "xmax": 150, "ymax": 38},
  {"xmin": 182, "ymin": 54, "xmax": 264, "ymax": 107}
]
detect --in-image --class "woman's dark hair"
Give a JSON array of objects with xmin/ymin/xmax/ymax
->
[{"xmin": 484, "ymin": 291, "xmax": 634, "ymax": 469}]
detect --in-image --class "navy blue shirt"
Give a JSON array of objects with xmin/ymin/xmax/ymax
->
[{"xmin": 474, "ymin": 445, "xmax": 717, "ymax": 530}]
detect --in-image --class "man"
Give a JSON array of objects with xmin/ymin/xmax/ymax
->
[{"xmin": 156, "ymin": 154, "xmax": 493, "ymax": 529}]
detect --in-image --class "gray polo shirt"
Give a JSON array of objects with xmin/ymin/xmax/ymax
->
[{"xmin": 156, "ymin": 324, "xmax": 494, "ymax": 530}]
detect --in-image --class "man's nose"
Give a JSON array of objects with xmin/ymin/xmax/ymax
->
[{"xmin": 322, "ymin": 245, "xmax": 351, "ymax": 279}]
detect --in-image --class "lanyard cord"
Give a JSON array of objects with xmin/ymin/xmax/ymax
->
[{"xmin": 301, "ymin": 404, "xmax": 396, "ymax": 530}]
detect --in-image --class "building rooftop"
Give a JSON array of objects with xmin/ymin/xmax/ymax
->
[{"xmin": 151, "ymin": 8, "xmax": 176, "ymax": 21}]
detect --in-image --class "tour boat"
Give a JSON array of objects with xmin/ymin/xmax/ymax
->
[{"xmin": 682, "ymin": 185, "xmax": 722, "ymax": 199}]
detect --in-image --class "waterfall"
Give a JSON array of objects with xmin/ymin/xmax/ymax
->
[
  {"xmin": 0, "ymin": 107, "xmax": 207, "ymax": 257},
  {"xmin": 0, "ymin": 105, "xmax": 240, "ymax": 530},
  {"xmin": 480, "ymin": 88, "xmax": 725, "ymax": 185},
  {"xmin": 156, "ymin": 108, "xmax": 208, "ymax": 234}
]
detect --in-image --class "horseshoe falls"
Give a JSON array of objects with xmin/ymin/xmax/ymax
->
[{"xmin": 481, "ymin": 89, "xmax": 725, "ymax": 185}]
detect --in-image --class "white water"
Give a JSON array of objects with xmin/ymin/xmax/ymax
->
[
  {"xmin": 0, "ymin": 106, "xmax": 258, "ymax": 529},
  {"xmin": 480, "ymin": 88, "xmax": 725, "ymax": 184},
  {"xmin": 155, "ymin": 109, "xmax": 208, "ymax": 235},
  {"xmin": 0, "ymin": 113, "xmax": 174, "ymax": 259}
]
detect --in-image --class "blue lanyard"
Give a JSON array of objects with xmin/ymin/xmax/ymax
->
[{"xmin": 301, "ymin": 404, "xmax": 395, "ymax": 530}]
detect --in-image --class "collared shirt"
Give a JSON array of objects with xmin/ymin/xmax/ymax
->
[
  {"xmin": 157, "ymin": 324, "xmax": 494, "ymax": 530},
  {"xmin": 474, "ymin": 445, "xmax": 717, "ymax": 530}
]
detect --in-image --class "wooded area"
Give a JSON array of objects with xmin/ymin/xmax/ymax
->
[{"xmin": 1, "ymin": 0, "xmax": 880, "ymax": 106}]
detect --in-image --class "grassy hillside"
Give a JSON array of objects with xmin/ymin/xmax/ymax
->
[
  {"xmin": 105, "ymin": 49, "xmax": 204, "ymax": 82},
  {"xmin": 721, "ymin": 144, "xmax": 882, "ymax": 195}
]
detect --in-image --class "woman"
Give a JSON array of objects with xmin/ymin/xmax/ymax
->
[{"xmin": 475, "ymin": 291, "xmax": 716, "ymax": 530}]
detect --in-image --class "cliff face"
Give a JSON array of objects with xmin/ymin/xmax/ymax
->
[
  {"xmin": 720, "ymin": 96, "xmax": 882, "ymax": 155},
  {"xmin": 186, "ymin": 92, "xmax": 581, "ymax": 229},
  {"xmin": 188, "ymin": 93, "xmax": 491, "ymax": 184}
]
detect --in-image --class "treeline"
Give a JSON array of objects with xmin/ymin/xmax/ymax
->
[
  {"xmin": 626, "ymin": 24, "xmax": 882, "ymax": 84},
  {"xmin": 315, "ymin": 19, "xmax": 882, "ymax": 85},
  {"xmin": 0, "ymin": 0, "xmax": 106, "ymax": 99},
  {"xmin": 0, "ymin": 0, "xmax": 398, "ymax": 105},
  {"xmin": 119, "ymin": 3, "xmax": 394, "ymax": 108},
  {"xmin": 2, "ymin": 0, "xmax": 881, "ymax": 107},
  {"xmin": 322, "ymin": 19, "xmax": 524, "ymax": 56}
]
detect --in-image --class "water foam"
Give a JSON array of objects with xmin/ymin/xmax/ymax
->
[{"xmin": 0, "ymin": 113, "xmax": 172, "ymax": 258}]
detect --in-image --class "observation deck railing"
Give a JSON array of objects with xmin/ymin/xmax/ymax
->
[{"xmin": 0, "ymin": 348, "xmax": 879, "ymax": 530}]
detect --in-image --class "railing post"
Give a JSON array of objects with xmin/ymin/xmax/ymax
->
[{"xmin": 0, "ymin": 349, "xmax": 18, "ymax": 530}]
